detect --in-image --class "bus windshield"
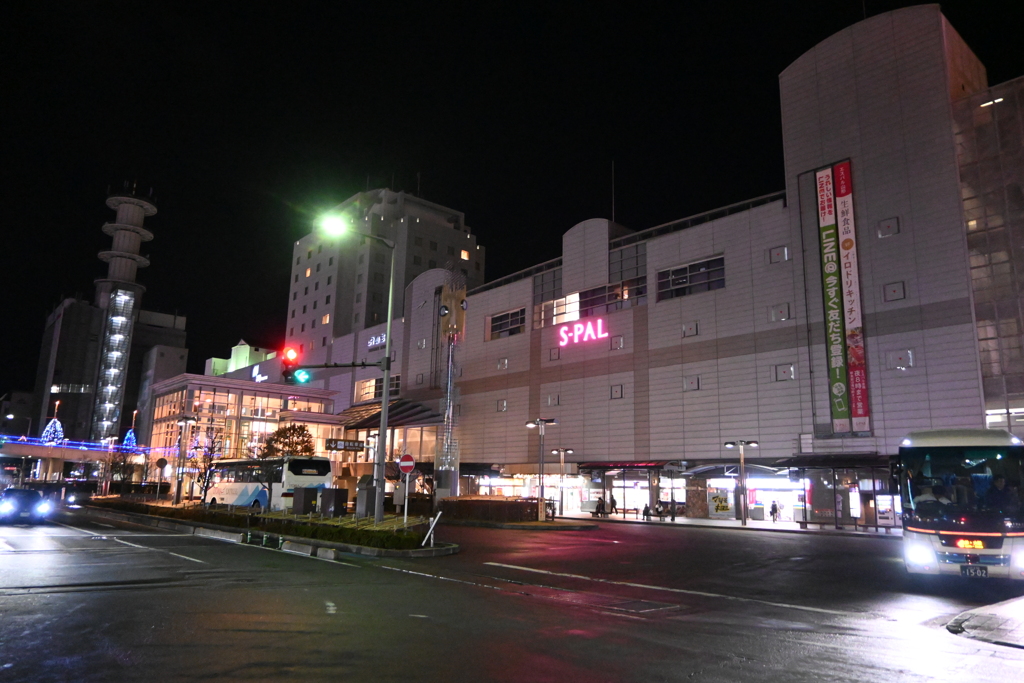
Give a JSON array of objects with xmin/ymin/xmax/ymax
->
[{"xmin": 899, "ymin": 446, "xmax": 1024, "ymax": 527}]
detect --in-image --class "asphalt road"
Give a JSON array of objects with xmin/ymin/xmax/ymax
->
[{"xmin": 2, "ymin": 511, "xmax": 1023, "ymax": 682}]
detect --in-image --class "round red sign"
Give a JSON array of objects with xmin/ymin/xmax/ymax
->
[{"xmin": 398, "ymin": 454, "xmax": 416, "ymax": 474}]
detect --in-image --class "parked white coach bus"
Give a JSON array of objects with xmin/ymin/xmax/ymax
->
[
  {"xmin": 207, "ymin": 457, "xmax": 332, "ymax": 512},
  {"xmin": 897, "ymin": 429, "xmax": 1024, "ymax": 579}
]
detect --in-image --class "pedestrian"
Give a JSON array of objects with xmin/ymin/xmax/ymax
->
[
  {"xmin": 642, "ymin": 503, "xmax": 651, "ymax": 521},
  {"xmin": 596, "ymin": 497, "xmax": 606, "ymax": 517},
  {"xmin": 610, "ymin": 495, "xmax": 618, "ymax": 514},
  {"xmin": 655, "ymin": 501, "xmax": 665, "ymax": 521},
  {"xmin": 770, "ymin": 501, "xmax": 779, "ymax": 523}
]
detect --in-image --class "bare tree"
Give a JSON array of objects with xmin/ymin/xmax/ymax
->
[
  {"xmin": 255, "ymin": 424, "xmax": 315, "ymax": 511},
  {"xmin": 191, "ymin": 426, "xmax": 221, "ymax": 504},
  {"xmin": 110, "ymin": 446, "xmax": 136, "ymax": 495}
]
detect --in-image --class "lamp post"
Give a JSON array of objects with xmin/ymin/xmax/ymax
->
[
  {"xmin": 551, "ymin": 448, "xmax": 574, "ymax": 516},
  {"xmin": 525, "ymin": 418, "xmax": 557, "ymax": 520},
  {"xmin": 174, "ymin": 417, "xmax": 196, "ymax": 505},
  {"xmin": 724, "ymin": 440, "xmax": 758, "ymax": 526},
  {"xmin": 6, "ymin": 414, "xmax": 32, "ymax": 485},
  {"xmin": 320, "ymin": 212, "xmax": 396, "ymax": 524}
]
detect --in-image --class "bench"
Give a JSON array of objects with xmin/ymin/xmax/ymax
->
[
  {"xmin": 620, "ymin": 508, "xmax": 640, "ymax": 519},
  {"xmin": 580, "ymin": 500, "xmax": 601, "ymax": 517}
]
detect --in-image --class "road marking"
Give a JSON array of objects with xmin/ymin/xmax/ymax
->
[
  {"xmin": 325, "ymin": 601, "xmax": 337, "ymax": 614},
  {"xmin": 113, "ymin": 539, "xmax": 147, "ymax": 549},
  {"xmin": 409, "ymin": 614, "xmax": 429, "ymax": 618},
  {"xmin": 55, "ymin": 522, "xmax": 98, "ymax": 535},
  {"xmin": 95, "ymin": 523, "xmax": 115, "ymax": 528},
  {"xmin": 0, "ymin": 539, "xmax": 14, "ymax": 551},
  {"xmin": 167, "ymin": 552, "xmax": 206, "ymax": 564},
  {"xmin": 483, "ymin": 562, "xmax": 864, "ymax": 618}
]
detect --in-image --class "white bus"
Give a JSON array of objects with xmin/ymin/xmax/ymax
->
[
  {"xmin": 207, "ymin": 457, "xmax": 333, "ymax": 512},
  {"xmin": 898, "ymin": 429, "xmax": 1024, "ymax": 580}
]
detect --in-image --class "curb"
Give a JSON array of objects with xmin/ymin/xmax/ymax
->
[
  {"xmin": 440, "ymin": 519, "xmax": 598, "ymax": 531},
  {"xmin": 77, "ymin": 506, "xmax": 459, "ymax": 558},
  {"xmin": 946, "ymin": 605, "xmax": 1024, "ymax": 650},
  {"xmin": 563, "ymin": 515, "xmax": 903, "ymax": 540}
]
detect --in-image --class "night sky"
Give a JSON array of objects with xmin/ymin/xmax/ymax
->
[{"xmin": 3, "ymin": 1, "xmax": 1023, "ymax": 397}]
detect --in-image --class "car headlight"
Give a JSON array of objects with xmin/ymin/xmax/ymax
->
[
  {"xmin": 0, "ymin": 501, "xmax": 13, "ymax": 514},
  {"xmin": 35, "ymin": 501, "xmax": 52, "ymax": 515},
  {"xmin": 907, "ymin": 544, "xmax": 935, "ymax": 566},
  {"xmin": 67, "ymin": 494, "xmax": 76, "ymax": 503}
]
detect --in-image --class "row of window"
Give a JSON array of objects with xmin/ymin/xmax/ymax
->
[{"xmin": 355, "ymin": 376, "xmax": 402, "ymax": 402}]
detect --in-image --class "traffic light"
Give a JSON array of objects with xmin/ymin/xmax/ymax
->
[
  {"xmin": 281, "ymin": 347, "xmax": 300, "ymax": 383},
  {"xmin": 293, "ymin": 368, "xmax": 311, "ymax": 384}
]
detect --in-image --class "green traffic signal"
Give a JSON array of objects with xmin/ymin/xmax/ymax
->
[{"xmin": 293, "ymin": 369, "xmax": 312, "ymax": 384}]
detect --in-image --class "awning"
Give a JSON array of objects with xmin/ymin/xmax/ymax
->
[
  {"xmin": 774, "ymin": 453, "xmax": 891, "ymax": 469},
  {"xmin": 578, "ymin": 461, "xmax": 671, "ymax": 470},
  {"xmin": 335, "ymin": 399, "xmax": 442, "ymax": 429},
  {"xmin": 383, "ymin": 461, "xmax": 499, "ymax": 481}
]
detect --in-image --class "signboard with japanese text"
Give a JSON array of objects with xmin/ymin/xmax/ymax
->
[
  {"xmin": 325, "ymin": 438, "xmax": 365, "ymax": 452},
  {"xmin": 816, "ymin": 167, "xmax": 851, "ymax": 433},
  {"xmin": 833, "ymin": 160, "xmax": 871, "ymax": 433}
]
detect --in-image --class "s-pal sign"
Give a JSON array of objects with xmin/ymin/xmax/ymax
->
[{"xmin": 558, "ymin": 318, "xmax": 610, "ymax": 346}]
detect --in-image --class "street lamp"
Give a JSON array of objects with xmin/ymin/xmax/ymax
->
[
  {"xmin": 525, "ymin": 418, "xmax": 557, "ymax": 520},
  {"xmin": 551, "ymin": 448, "xmax": 574, "ymax": 516},
  {"xmin": 320, "ymin": 211, "xmax": 396, "ymax": 524},
  {"xmin": 174, "ymin": 417, "xmax": 197, "ymax": 505},
  {"xmin": 724, "ymin": 440, "xmax": 758, "ymax": 526}
]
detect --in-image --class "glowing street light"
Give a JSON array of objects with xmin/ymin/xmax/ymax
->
[
  {"xmin": 525, "ymin": 418, "xmax": 557, "ymax": 520},
  {"xmin": 319, "ymin": 208, "xmax": 397, "ymax": 524}
]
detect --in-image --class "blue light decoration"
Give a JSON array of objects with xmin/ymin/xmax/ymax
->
[
  {"xmin": 122, "ymin": 428, "xmax": 137, "ymax": 451},
  {"xmin": 41, "ymin": 418, "xmax": 65, "ymax": 444}
]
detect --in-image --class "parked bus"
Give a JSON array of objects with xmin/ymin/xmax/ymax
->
[
  {"xmin": 207, "ymin": 456, "xmax": 332, "ymax": 511},
  {"xmin": 897, "ymin": 429, "xmax": 1024, "ymax": 579}
]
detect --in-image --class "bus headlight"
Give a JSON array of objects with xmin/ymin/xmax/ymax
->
[
  {"xmin": 907, "ymin": 545, "xmax": 935, "ymax": 566},
  {"xmin": 1013, "ymin": 553, "xmax": 1024, "ymax": 570}
]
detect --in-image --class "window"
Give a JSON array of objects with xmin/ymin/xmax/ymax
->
[
  {"xmin": 325, "ymin": 295, "xmax": 331, "ymax": 304},
  {"xmin": 289, "ymin": 327, "xmax": 294, "ymax": 336},
  {"xmin": 416, "ymin": 373, "xmax": 424, "ymax": 385},
  {"xmin": 307, "ymin": 250, "xmax": 312, "ymax": 259},
  {"xmin": 488, "ymin": 308, "xmax": 527, "ymax": 340},
  {"xmin": 447, "ymin": 246, "xmax": 455, "ymax": 256},
  {"xmin": 884, "ymin": 282, "xmax": 906, "ymax": 301},
  {"xmin": 769, "ymin": 303, "xmax": 790, "ymax": 322},
  {"xmin": 775, "ymin": 364, "xmax": 795, "ymax": 381},
  {"xmin": 305, "ymin": 268, "xmax": 311, "ymax": 277},
  {"xmin": 317, "ymin": 245, "xmax": 322, "ymax": 254},
  {"xmin": 496, "ymin": 399, "xmax": 507, "ymax": 412},
  {"xmin": 312, "ymin": 319, "xmax": 316, "ymax": 328},
  {"xmin": 610, "ymin": 335, "xmax": 624, "ymax": 350},
  {"xmin": 322, "ymin": 337, "xmax": 327, "ymax": 347},
  {"xmin": 322, "ymin": 314, "xmax": 330, "ymax": 324},
  {"xmin": 304, "ymin": 287, "xmax": 309, "ymax": 295},
  {"xmin": 886, "ymin": 350, "xmax": 914, "ymax": 370},
  {"xmin": 294, "ymin": 274, "xmax": 298, "ymax": 283},
  {"xmin": 315, "ymin": 282, "xmax": 319, "ymax": 291},
  {"xmin": 683, "ymin": 375, "xmax": 700, "ymax": 391},
  {"xmin": 355, "ymin": 376, "xmax": 402, "ymax": 402},
  {"xmin": 476, "ymin": 262, "xmax": 481, "ymax": 271},
  {"xmin": 549, "ymin": 348, "xmax": 560, "ymax": 361},
  {"xmin": 291, "ymin": 310, "xmax": 295, "ymax": 318},
  {"xmin": 313, "ymin": 301, "xmax": 317, "ymax": 309},
  {"xmin": 461, "ymin": 249, "xmax": 470, "ymax": 260},
  {"xmin": 547, "ymin": 394, "xmax": 560, "ymax": 406},
  {"xmin": 497, "ymin": 358, "xmax": 508, "ymax": 370},
  {"xmin": 878, "ymin": 217, "xmax": 900, "ymax": 238},
  {"xmin": 769, "ymin": 246, "xmax": 789, "ymax": 263},
  {"xmin": 578, "ymin": 277, "xmax": 646, "ymax": 319},
  {"xmin": 415, "ymin": 236, "xmax": 423, "ymax": 247},
  {"xmin": 301, "ymin": 323, "xmax": 305, "ymax": 332},
  {"xmin": 414, "ymin": 255, "xmax": 422, "ymax": 265},
  {"xmin": 610, "ymin": 385, "xmax": 623, "ymax": 399},
  {"xmin": 296, "ymin": 257, "xmax": 301, "ymax": 265},
  {"xmin": 683, "ymin": 321, "xmax": 699, "ymax": 337},
  {"xmin": 292, "ymin": 292, "xmax": 297, "ymax": 301},
  {"xmin": 609, "ymin": 243, "xmax": 646, "ymax": 282},
  {"xmin": 656, "ymin": 257, "xmax": 724, "ymax": 301},
  {"xmin": 355, "ymin": 313, "xmax": 360, "ymax": 323},
  {"xmin": 316, "ymin": 263, "xmax": 321, "ymax": 272},
  {"xmin": 302, "ymin": 305, "xmax": 307, "ymax": 314},
  {"xmin": 430, "ymin": 241, "xmax": 438, "ymax": 251},
  {"xmin": 329, "ymin": 257, "xmax": 334, "ymax": 266},
  {"xmin": 327, "ymin": 276, "xmax": 332, "ymax": 285}
]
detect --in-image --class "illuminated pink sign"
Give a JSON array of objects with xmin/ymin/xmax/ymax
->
[{"xmin": 558, "ymin": 318, "xmax": 610, "ymax": 346}]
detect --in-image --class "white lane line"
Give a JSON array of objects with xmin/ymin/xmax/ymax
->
[
  {"xmin": 55, "ymin": 522, "xmax": 98, "ymax": 535},
  {"xmin": 483, "ymin": 562, "xmax": 864, "ymax": 618},
  {"xmin": 167, "ymin": 551, "xmax": 206, "ymax": 564},
  {"xmin": 95, "ymin": 523, "xmax": 115, "ymax": 528},
  {"xmin": 113, "ymin": 538, "xmax": 147, "ymax": 549},
  {"xmin": 0, "ymin": 539, "xmax": 14, "ymax": 551}
]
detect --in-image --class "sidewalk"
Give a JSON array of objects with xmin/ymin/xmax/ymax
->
[
  {"xmin": 948, "ymin": 596, "xmax": 1024, "ymax": 649},
  {"xmin": 557, "ymin": 511, "xmax": 903, "ymax": 539}
]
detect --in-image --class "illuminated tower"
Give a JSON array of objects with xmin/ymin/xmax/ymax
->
[{"xmin": 90, "ymin": 182, "xmax": 156, "ymax": 441}]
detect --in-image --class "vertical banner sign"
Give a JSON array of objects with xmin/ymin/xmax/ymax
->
[
  {"xmin": 816, "ymin": 168, "xmax": 851, "ymax": 433},
  {"xmin": 833, "ymin": 161, "xmax": 871, "ymax": 432}
]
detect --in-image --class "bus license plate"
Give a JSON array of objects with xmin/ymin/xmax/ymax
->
[{"xmin": 961, "ymin": 566, "xmax": 988, "ymax": 578}]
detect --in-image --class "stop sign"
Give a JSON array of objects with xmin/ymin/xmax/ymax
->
[{"xmin": 398, "ymin": 454, "xmax": 416, "ymax": 474}]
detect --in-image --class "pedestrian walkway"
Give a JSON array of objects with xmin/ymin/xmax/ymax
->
[
  {"xmin": 558, "ymin": 511, "xmax": 902, "ymax": 539},
  {"xmin": 948, "ymin": 596, "xmax": 1024, "ymax": 649}
]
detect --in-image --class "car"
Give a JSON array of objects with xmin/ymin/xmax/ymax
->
[
  {"xmin": 65, "ymin": 490, "xmax": 92, "ymax": 505},
  {"xmin": 0, "ymin": 488, "xmax": 54, "ymax": 524}
]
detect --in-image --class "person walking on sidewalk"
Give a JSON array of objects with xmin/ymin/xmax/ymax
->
[
  {"xmin": 610, "ymin": 495, "xmax": 618, "ymax": 514},
  {"xmin": 642, "ymin": 504, "xmax": 651, "ymax": 521},
  {"xmin": 770, "ymin": 501, "xmax": 779, "ymax": 523}
]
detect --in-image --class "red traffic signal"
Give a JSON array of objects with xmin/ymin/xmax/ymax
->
[{"xmin": 282, "ymin": 347, "xmax": 300, "ymax": 382}]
